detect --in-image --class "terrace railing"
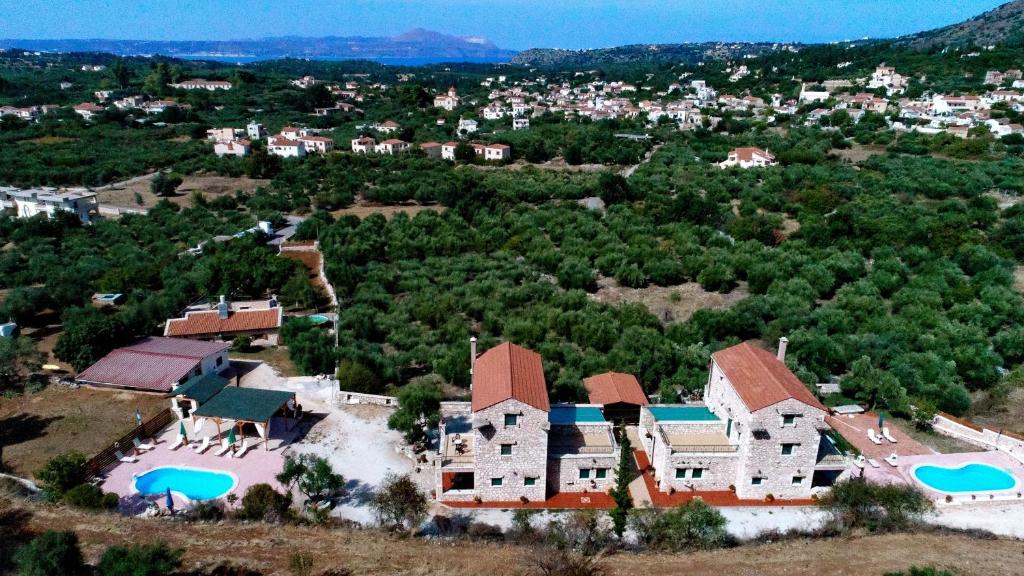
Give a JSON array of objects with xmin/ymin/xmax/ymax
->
[
  {"xmin": 669, "ymin": 444, "xmax": 739, "ymax": 454},
  {"xmin": 86, "ymin": 407, "xmax": 174, "ymax": 477}
]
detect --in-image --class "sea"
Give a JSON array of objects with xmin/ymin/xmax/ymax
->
[{"xmin": 178, "ymin": 55, "xmax": 512, "ymax": 66}]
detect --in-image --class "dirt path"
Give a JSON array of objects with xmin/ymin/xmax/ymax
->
[
  {"xmin": 620, "ymin": 143, "xmax": 664, "ymax": 178},
  {"xmin": 7, "ymin": 501, "xmax": 1021, "ymax": 576}
]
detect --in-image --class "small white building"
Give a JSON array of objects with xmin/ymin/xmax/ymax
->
[
  {"xmin": 482, "ymin": 143, "xmax": 511, "ymax": 162},
  {"xmin": 170, "ymin": 78, "xmax": 232, "ymax": 91},
  {"xmin": 512, "ymin": 117, "xmax": 530, "ymax": 130},
  {"xmin": 298, "ymin": 135, "xmax": 334, "ymax": 154},
  {"xmin": 719, "ymin": 147, "xmax": 777, "ymax": 169},
  {"xmin": 435, "ymin": 87, "xmax": 461, "ymax": 111},
  {"xmin": 374, "ymin": 139, "xmax": 410, "ymax": 155},
  {"xmin": 375, "ymin": 120, "xmax": 401, "ymax": 134},
  {"xmin": 441, "ymin": 141, "xmax": 459, "ymax": 160},
  {"xmin": 207, "ymin": 127, "xmax": 244, "ymax": 142},
  {"xmin": 7, "ymin": 188, "xmax": 98, "ymax": 223},
  {"xmin": 457, "ymin": 118, "xmax": 479, "ymax": 135},
  {"xmin": 73, "ymin": 102, "xmax": 105, "ymax": 120},
  {"xmin": 268, "ymin": 136, "xmax": 306, "ymax": 158},
  {"xmin": 213, "ymin": 139, "xmax": 251, "ymax": 157},
  {"xmin": 351, "ymin": 137, "xmax": 376, "ymax": 154}
]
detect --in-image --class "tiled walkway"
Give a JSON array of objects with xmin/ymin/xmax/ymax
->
[{"xmin": 444, "ymin": 490, "xmax": 616, "ymax": 509}]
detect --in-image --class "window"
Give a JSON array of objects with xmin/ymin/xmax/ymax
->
[
  {"xmin": 490, "ymin": 477, "xmax": 503, "ymax": 487},
  {"xmin": 504, "ymin": 413, "xmax": 519, "ymax": 426},
  {"xmin": 579, "ymin": 468, "xmax": 591, "ymax": 479},
  {"xmin": 215, "ymin": 356, "xmax": 224, "ymax": 367},
  {"xmin": 781, "ymin": 443, "xmax": 798, "ymax": 455},
  {"xmin": 751, "ymin": 477, "xmax": 764, "ymax": 486},
  {"xmin": 782, "ymin": 414, "xmax": 799, "ymax": 427},
  {"xmin": 524, "ymin": 477, "xmax": 537, "ymax": 486},
  {"xmin": 792, "ymin": 476, "xmax": 805, "ymax": 486},
  {"xmin": 675, "ymin": 468, "xmax": 686, "ymax": 479},
  {"xmin": 499, "ymin": 444, "xmax": 513, "ymax": 456},
  {"xmin": 691, "ymin": 468, "xmax": 704, "ymax": 479},
  {"xmin": 595, "ymin": 468, "xmax": 607, "ymax": 479}
]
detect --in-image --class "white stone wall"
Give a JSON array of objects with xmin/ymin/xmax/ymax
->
[
  {"xmin": 547, "ymin": 454, "xmax": 616, "ymax": 493},
  {"xmin": 738, "ymin": 398, "xmax": 825, "ymax": 499},
  {"xmin": 473, "ymin": 399, "xmax": 548, "ymax": 501},
  {"xmin": 659, "ymin": 452, "xmax": 739, "ymax": 493}
]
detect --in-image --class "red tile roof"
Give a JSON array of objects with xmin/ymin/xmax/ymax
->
[
  {"xmin": 731, "ymin": 147, "xmax": 774, "ymax": 162},
  {"xmin": 711, "ymin": 342, "xmax": 825, "ymax": 412},
  {"xmin": 583, "ymin": 372, "xmax": 649, "ymax": 406},
  {"xmin": 471, "ymin": 342, "xmax": 549, "ymax": 412},
  {"xmin": 76, "ymin": 337, "xmax": 229, "ymax": 392},
  {"xmin": 164, "ymin": 308, "xmax": 282, "ymax": 338}
]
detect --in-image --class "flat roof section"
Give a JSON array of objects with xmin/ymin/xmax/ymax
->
[
  {"xmin": 648, "ymin": 406, "xmax": 720, "ymax": 422},
  {"xmin": 549, "ymin": 405, "xmax": 607, "ymax": 425}
]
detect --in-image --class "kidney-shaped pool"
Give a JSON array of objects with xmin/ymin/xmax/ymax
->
[
  {"xmin": 913, "ymin": 462, "xmax": 1017, "ymax": 494},
  {"xmin": 133, "ymin": 466, "xmax": 237, "ymax": 500}
]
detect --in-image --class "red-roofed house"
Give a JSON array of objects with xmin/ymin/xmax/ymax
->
[
  {"xmin": 436, "ymin": 341, "xmax": 618, "ymax": 504},
  {"xmin": 164, "ymin": 301, "xmax": 283, "ymax": 345},
  {"xmin": 583, "ymin": 371, "xmax": 649, "ymax": 424},
  {"xmin": 719, "ymin": 147, "xmax": 777, "ymax": 169},
  {"xmin": 76, "ymin": 337, "xmax": 229, "ymax": 393}
]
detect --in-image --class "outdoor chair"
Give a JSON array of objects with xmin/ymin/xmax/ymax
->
[
  {"xmin": 214, "ymin": 438, "xmax": 231, "ymax": 457},
  {"xmin": 867, "ymin": 458, "xmax": 881, "ymax": 468},
  {"xmin": 882, "ymin": 427, "xmax": 898, "ymax": 443},
  {"xmin": 133, "ymin": 438, "xmax": 155, "ymax": 452},
  {"xmin": 114, "ymin": 450, "xmax": 137, "ymax": 464},
  {"xmin": 168, "ymin": 435, "xmax": 185, "ymax": 450},
  {"xmin": 867, "ymin": 428, "xmax": 883, "ymax": 445},
  {"xmin": 885, "ymin": 453, "xmax": 899, "ymax": 467},
  {"xmin": 852, "ymin": 454, "xmax": 866, "ymax": 468},
  {"xmin": 192, "ymin": 436, "xmax": 211, "ymax": 454},
  {"xmin": 233, "ymin": 439, "xmax": 251, "ymax": 458}
]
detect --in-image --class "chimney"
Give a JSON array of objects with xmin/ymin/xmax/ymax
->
[
  {"xmin": 469, "ymin": 336, "xmax": 477, "ymax": 383},
  {"xmin": 218, "ymin": 295, "xmax": 229, "ymax": 320},
  {"xmin": 777, "ymin": 337, "xmax": 789, "ymax": 362}
]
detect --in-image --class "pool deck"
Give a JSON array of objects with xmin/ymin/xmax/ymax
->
[
  {"xmin": 860, "ymin": 449, "xmax": 1024, "ymax": 503},
  {"xmin": 98, "ymin": 416, "xmax": 296, "ymax": 510},
  {"xmin": 826, "ymin": 412, "xmax": 934, "ymax": 460}
]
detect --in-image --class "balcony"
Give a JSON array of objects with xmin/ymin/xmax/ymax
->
[{"xmin": 665, "ymin": 431, "xmax": 738, "ymax": 454}]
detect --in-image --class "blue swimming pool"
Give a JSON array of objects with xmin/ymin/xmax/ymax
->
[
  {"xmin": 308, "ymin": 314, "xmax": 330, "ymax": 325},
  {"xmin": 133, "ymin": 467, "xmax": 236, "ymax": 500},
  {"xmin": 913, "ymin": 463, "xmax": 1017, "ymax": 493}
]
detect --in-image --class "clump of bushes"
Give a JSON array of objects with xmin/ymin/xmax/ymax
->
[
  {"xmin": 628, "ymin": 500, "xmax": 730, "ymax": 551},
  {"xmin": 61, "ymin": 484, "xmax": 119, "ymax": 511},
  {"xmin": 817, "ymin": 478, "xmax": 933, "ymax": 531},
  {"xmin": 236, "ymin": 483, "xmax": 293, "ymax": 523}
]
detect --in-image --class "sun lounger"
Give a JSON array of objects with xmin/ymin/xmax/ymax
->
[
  {"xmin": 133, "ymin": 438, "xmax": 155, "ymax": 452},
  {"xmin": 867, "ymin": 428, "xmax": 883, "ymax": 445},
  {"xmin": 885, "ymin": 453, "xmax": 899, "ymax": 467},
  {"xmin": 114, "ymin": 450, "xmax": 137, "ymax": 464},
  {"xmin": 192, "ymin": 437, "xmax": 211, "ymax": 454},
  {"xmin": 233, "ymin": 440, "xmax": 252, "ymax": 459},
  {"xmin": 853, "ymin": 454, "xmax": 866, "ymax": 468},
  {"xmin": 214, "ymin": 439, "xmax": 231, "ymax": 457},
  {"xmin": 867, "ymin": 458, "xmax": 881, "ymax": 468},
  {"xmin": 168, "ymin": 435, "xmax": 185, "ymax": 451},
  {"xmin": 882, "ymin": 427, "xmax": 898, "ymax": 443}
]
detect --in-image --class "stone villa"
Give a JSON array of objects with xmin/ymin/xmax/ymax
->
[{"xmin": 435, "ymin": 338, "xmax": 843, "ymax": 503}]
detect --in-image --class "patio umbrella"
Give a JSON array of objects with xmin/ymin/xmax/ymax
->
[
  {"xmin": 227, "ymin": 427, "xmax": 236, "ymax": 446},
  {"xmin": 165, "ymin": 487, "xmax": 174, "ymax": 512},
  {"xmin": 179, "ymin": 421, "xmax": 188, "ymax": 443},
  {"xmin": 878, "ymin": 412, "xmax": 885, "ymax": 430},
  {"xmin": 135, "ymin": 409, "xmax": 143, "ymax": 427}
]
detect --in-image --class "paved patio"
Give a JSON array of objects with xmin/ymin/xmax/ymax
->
[
  {"xmin": 826, "ymin": 412, "xmax": 933, "ymax": 460},
  {"xmin": 98, "ymin": 416, "xmax": 298, "ymax": 510},
  {"xmin": 860, "ymin": 448, "xmax": 1024, "ymax": 500}
]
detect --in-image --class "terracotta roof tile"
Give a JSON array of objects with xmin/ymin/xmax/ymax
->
[
  {"xmin": 471, "ymin": 342, "xmax": 549, "ymax": 412},
  {"xmin": 165, "ymin": 308, "xmax": 282, "ymax": 338},
  {"xmin": 583, "ymin": 372, "xmax": 649, "ymax": 406},
  {"xmin": 711, "ymin": 342, "xmax": 825, "ymax": 412},
  {"xmin": 76, "ymin": 337, "xmax": 228, "ymax": 392}
]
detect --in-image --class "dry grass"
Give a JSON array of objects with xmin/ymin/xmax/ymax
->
[
  {"xmin": 591, "ymin": 277, "xmax": 748, "ymax": 324},
  {"xmin": 830, "ymin": 143, "xmax": 887, "ymax": 164},
  {"xmin": 4, "ymin": 499, "xmax": 1020, "ymax": 576},
  {"xmin": 969, "ymin": 385, "xmax": 1024, "ymax": 435},
  {"xmin": 26, "ymin": 136, "xmax": 78, "ymax": 145},
  {"xmin": 0, "ymin": 386, "xmax": 167, "ymax": 478},
  {"xmin": 331, "ymin": 201, "xmax": 444, "ymax": 220},
  {"xmin": 231, "ymin": 347, "xmax": 299, "ymax": 378},
  {"xmin": 95, "ymin": 174, "xmax": 271, "ymax": 210}
]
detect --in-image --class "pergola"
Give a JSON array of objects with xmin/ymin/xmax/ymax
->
[
  {"xmin": 190, "ymin": 387, "xmax": 295, "ymax": 450},
  {"xmin": 171, "ymin": 373, "xmax": 230, "ymax": 419}
]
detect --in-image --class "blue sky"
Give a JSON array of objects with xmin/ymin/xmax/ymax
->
[{"xmin": 0, "ymin": 1, "xmax": 1008, "ymax": 49}]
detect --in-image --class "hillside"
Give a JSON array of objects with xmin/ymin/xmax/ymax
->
[
  {"xmin": 3, "ymin": 498, "xmax": 1021, "ymax": 575},
  {"xmin": 511, "ymin": 42, "xmax": 796, "ymax": 68},
  {"xmin": 898, "ymin": 0, "xmax": 1024, "ymax": 49},
  {"xmin": 0, "ymin": 29, "xmax": 516, "ymax": 63}
]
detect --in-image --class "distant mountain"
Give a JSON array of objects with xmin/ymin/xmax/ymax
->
[
  {"xmin": 897, "ymin": 0, "xmax": 1024, "ymax": 49},
  {"xmin": 0, "ymin": 29, "xmax": 516, "ymax": 64},
  {"xmin": 511, "ymin": 42, "xmax": 799, "ymax": 68}
]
